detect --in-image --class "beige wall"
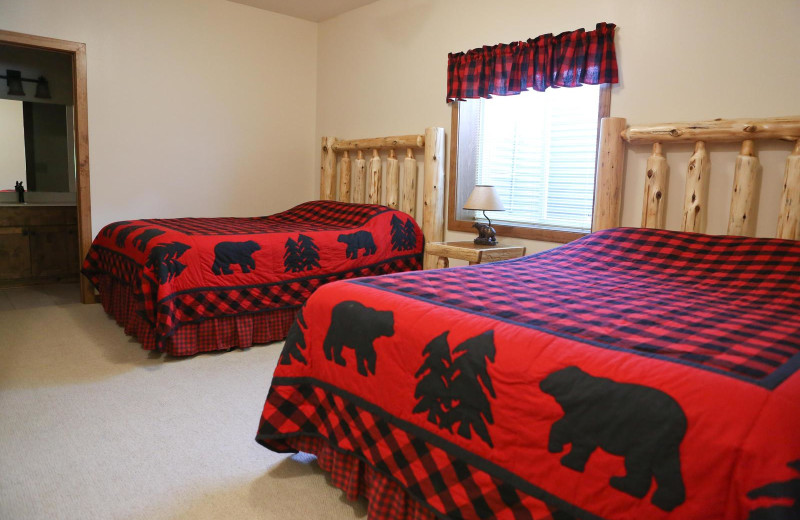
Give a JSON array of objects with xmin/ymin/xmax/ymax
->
[
  {"xmin": 2, "ymin": 0, "xmax": 798, "ymax": 245},
  {"xmin": 317, "ymin": 0, "xmax": 800, "ymax": 256},
  {"xmin": 1, "ymin": 0, "xmax": 318, "ymax": 236}
]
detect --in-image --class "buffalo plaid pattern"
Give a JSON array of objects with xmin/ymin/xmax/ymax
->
[
  {"xmin": 87, "ymin": 248, "xmax": 421, "ymax": 349},
  {"xmin": 287, "ymin": 436, "xmax": 436, "ymax": 520},
  {"xmin": 447, "ymin": 22, "xmax": 618, "ymax": 101},
  {"xmin": 358, "ymin": 228, "xmax": 800, "ymax": 387},
  {"xmin": 83, "ymin": 245, "xmax": 141, "ymax": 286},
  {"xmin": 82, "ymin": 200, "xmax": 424, "ymax": 354},
  {"xmin": 155, "ymin": 255, "xmax": 421, "ymax": 339},
  {"xmin": 96, "ymin": 274, "xmax": 297, "ymax": 355},
  {"xmin": 259, "ymin": 383, "xmax": 557, "ymax": 520},
  {"xmin": 145, "ymin": 200, "xmax": 390, "ymax": 235}
]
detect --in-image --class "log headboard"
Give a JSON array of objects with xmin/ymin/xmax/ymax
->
[
  {"xmin": 593, "ymin": 116, "xmax": 800, "ymax": 240},
  {"xmin": 319, "ymin": 127, "xmax": 446, "ymax": 269}
]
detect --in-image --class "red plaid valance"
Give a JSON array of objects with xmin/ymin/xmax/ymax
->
[{"xmin": 446, "ymin": 22, "xmax": 618, "ymax": 102}]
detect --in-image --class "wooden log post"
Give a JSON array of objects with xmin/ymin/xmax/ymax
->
[
  {"xmin": 728, "ymin": 140, "xmax": 762, "ymax": 236},
  {"xmin": 352, "ymin": 150, "xmax": 367, "ymax": 203},
  {"xmin": 385, "ymin": 149, "xmax": 400, "ymax": 209},
  {"xmin": 641, "ymin": 143, "xmax": 669, "ymax": 229},
  {"xmin": 338, "ymin": 151, "xmax": 351, "ymax": 203},
  {"xmin": 401, "ymin": 148, "xmax": 418, "ymax": 218},
  {"xmin": 681, "ymin": 141, "xmax": 711, "ymax": 233},
  {"xmin": 422, "ymin": 127, "xmax": 446, "ymax": 270},
  {"xmin": 592, "ymin": 117, "xmax": 627, "ymax": 231},
  {"xmin": 777, "ymin": 140, "xmax": 800, "ymax": 240},
  {"xmin": 320, "ymin": 136, "xmax": 337, "ymax": 200},
  {"xmin": 367, "ymin": 149, "xmax": 382, "ymax": 205},
  {"xmin": 331, "ymin": 134, "xmax": 425, "ymax": 152},
  {"xmin": 623, "ymin": 116, "xmax": 800, "ymax": 144}
]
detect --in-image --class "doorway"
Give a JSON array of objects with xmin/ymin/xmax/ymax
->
[{"xmin": 0, "ymin": 30, "xmax": 93, "ymax": 303}]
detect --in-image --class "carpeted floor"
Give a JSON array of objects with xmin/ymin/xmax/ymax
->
[{"xmin": 0, "ymin": 283, "xmax": 367, "ymax": 519}]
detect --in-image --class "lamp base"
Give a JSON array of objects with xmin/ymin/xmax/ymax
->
[
  {"xmin": 473, "ymin": 236, "xmax": 497, "ymax": 246},
  {"xmin": 472, "ymin": 220, "xmax": 497, "ymax": 246}
]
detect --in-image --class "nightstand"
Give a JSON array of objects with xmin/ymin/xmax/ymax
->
[{"xmin": 425, "ymin": 241, "xmax": 526, "ymax": 269}]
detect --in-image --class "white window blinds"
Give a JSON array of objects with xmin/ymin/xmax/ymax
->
[{"xmin": 473, "ymin": 85, "xmax": 601, "ymax": 233}]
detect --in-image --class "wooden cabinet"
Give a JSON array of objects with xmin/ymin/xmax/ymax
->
[
  {"xmin": 0, "ymin": 206, "xmax": 79, "ymax": 285},
  {"xmin": 0, "ymin": 228, "xmax": 31, "ymax": 280}
]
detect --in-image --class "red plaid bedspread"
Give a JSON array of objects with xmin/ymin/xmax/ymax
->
[
  {"xmin": 82, "ymin": 201, "xmax": 423, "ymax": 351},
  {"xmin": 257, "ymin": 228, "xmax": 800, "ymax": 519}
]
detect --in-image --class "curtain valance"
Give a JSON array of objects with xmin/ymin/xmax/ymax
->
[{"xmin": 446, "ymin": 22, "xmax": 618, "ymax": 102}]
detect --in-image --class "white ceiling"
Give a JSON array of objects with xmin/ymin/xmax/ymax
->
[{"xmin": 227, "ymin": 0, "xmax": 379, "ymax": 22}]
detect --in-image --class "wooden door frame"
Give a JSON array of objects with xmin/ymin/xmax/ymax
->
[{"xmin": 0, "ymin": 29, "xmax": 93, "ymax": 303}]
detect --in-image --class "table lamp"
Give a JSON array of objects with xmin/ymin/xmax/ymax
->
[{"xmin": 463, "ymin": 185, "xmax": 505, "ymax": 246}]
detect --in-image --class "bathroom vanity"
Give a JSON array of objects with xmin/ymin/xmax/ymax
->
[{"xmin": 0, "ymin": 204, "xmax": 78, "ymax": 285}]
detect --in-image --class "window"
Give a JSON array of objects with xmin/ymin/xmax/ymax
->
[{"xmin": 448, "ymin": 84, "xmax": 610, "ymax": 243}]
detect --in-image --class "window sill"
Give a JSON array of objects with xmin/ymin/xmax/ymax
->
[{"xmin": 448, "ymin": 218, "xmax": 587, "ymax": 244}]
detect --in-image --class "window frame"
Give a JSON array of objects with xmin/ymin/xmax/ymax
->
[{"xmin": 447, "ymin": 84, "xmax": 611, "ymax": 244}]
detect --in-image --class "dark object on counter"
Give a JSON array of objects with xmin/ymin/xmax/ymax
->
[{"xmin": 15, "ymin": 181, "xmax": 25, "ymax": 203}]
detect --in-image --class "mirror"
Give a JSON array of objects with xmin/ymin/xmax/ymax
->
[
  {"xmin": 0, "ymin": 98, "xmax": 75, "ymax": 194},
  {"xmin": 1, "ymin": 42, "xmax": 76, "ymax": 202}
]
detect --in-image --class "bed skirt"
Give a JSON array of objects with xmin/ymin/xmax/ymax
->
[
  {"xmin": 287, "ymin": 436, "xmax": 437, "ymax": 520},
  {"xmin": 95, "ymin": 275, "xmax": 297, "ymax": 356}
]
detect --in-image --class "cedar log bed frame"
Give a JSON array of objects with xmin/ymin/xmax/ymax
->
[
  {"xmin": 319, "ymin": 127, "xmax": 446, "ymax": 270},
  {"xmin": 592, "ymin": 116, "xmax": 800, "ymax": 240}
]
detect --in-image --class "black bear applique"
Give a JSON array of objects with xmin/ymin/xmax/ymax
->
[
  {"xmin": 131, "ymin": 228, "xmax": 166, "ymax": 252},
  {"xmin": 540, "ymin": 366, "xmax": 687, "ymax": 512},
  {"xmin": 145, "ymin": 242, "xmax": 191, "ymax": 283},
  {"xmin": 413, "ymin": 330, "xmax": 497, "ymax": 447},
  {"xmin": 322, "ymin": 301, "xmax": 393, "ymax": 376},
  {"xmin": 211, "ymin": 240, "xmax": 261, "ymax": 275},
  {"xmin": 102, "ymin": 221, "xmax": 131, "ymax": 238},
  {"xmin": 747, "ymin": 459, "xmax": 800, "ymax": 520},
  {"xmin": 279, "ymin": 307, "xmax": 308, "ymax": 366},
  {"xmin": 338, "ymin": 231, "xmax": 377, "ymax": 259},
  {"xmin": 390, "ymin": 214, "xmax": 417, "ymax": 251},
  {"xmin": 115, "ymin": 224, "xmax": 146, "ymax": 248},
  {"xmin": 284, "ymin": 234, "xmax": 321, "ymax": 273}
]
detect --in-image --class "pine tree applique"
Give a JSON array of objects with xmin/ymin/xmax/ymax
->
[
  {"xmin": 279, "ymin": 308, "xmax": 308, "ymax": 365},
  {"xmin": 403, "ymin": 219, "xmax": 417, "ymax": 249},
  {"xmin": 413, "ymin": 329, "xmax": 497, "ymax": 446},
  {"xmin": 284, "ymin": 234, "xmax": 320, "ymax": 272},
  {"xmin": 284, "ymin": 237, "xmax": 301, "ymax": 272},
  {"xmin": 390, "ymin": 214, "xmax": 417, "ymax": 251},
  {"xmin": 412, "ymin": 332, "xmax": 453, "ymax": 429},
  {"xmin": 145, "ymin": 242, "xmax": 191, "ymax": 283}
]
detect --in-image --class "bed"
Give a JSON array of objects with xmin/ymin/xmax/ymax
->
[
  {"xmin": 81, "ymin": 128, "xmax": 446, "ymax": 356},
  {"xmin": 256, "ymin": 115, "xmax": 800, "ymax": 519}
]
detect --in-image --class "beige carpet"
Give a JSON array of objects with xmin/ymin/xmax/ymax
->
[{"xmin": 0, "ymin": 283, "xmax": 368, "ymax": 520}]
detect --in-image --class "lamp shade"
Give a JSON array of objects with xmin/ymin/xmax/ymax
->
[
  {"xmin": 35, "ymin": 77, "xmax": 51, "ymax": 99},
  {"xmin": 6, "ymin": 70, "xmax": 24, "ymax": 96},
  {"xmin": 463, "ymin": 185, "xmax": 505, "ymax": 211}
]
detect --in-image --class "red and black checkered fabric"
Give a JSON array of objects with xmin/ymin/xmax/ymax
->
[
  {"xmin": 359, "ymin": 227, "xmax": 800, "ymax": 388},
  {"xmin": 146, "ymin": 200, "xmax": 390, "ymax": 235},
  {"xmin": 258, "ymin": 227, "xmax": 800, "ymax": 520},
  {"xmin": 82, "ymin": 201, "xmax": 424, "ymax": 354},
  {"xmin": 287, "ymin": 436, "xmax": 437, "ymax": 520},
  {"xmin": 95, "ymin": 274, "xmax": 297, "ymax": 356},
  {"xmin": 447, "ymin": 22, "xmax": 618, "ymax": 101},
  {"xmin": 259, "ymin": 384, "xmax": 555, "ymax": 520},
  {"xmin": 154, "ymin": 255, "xmax": 421, "ymax": 340}
]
